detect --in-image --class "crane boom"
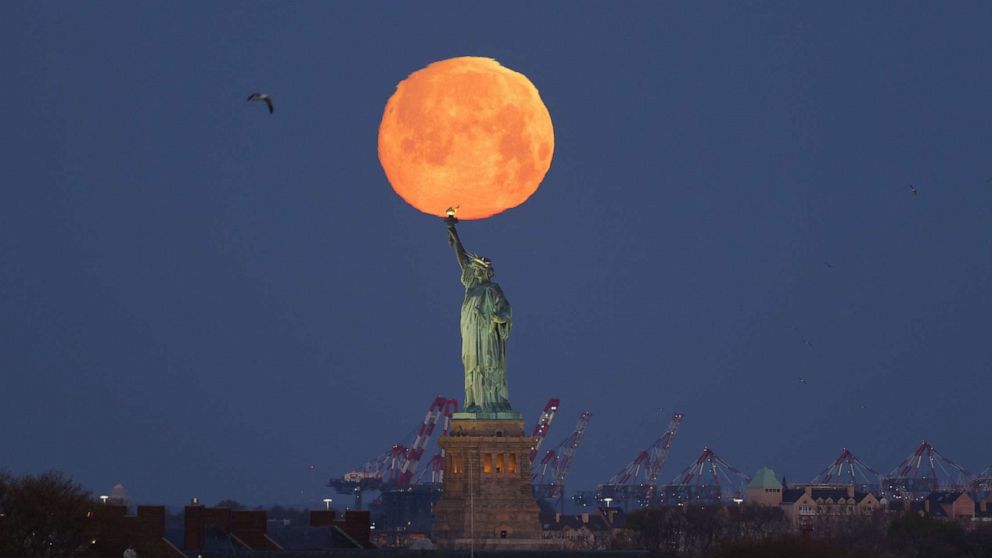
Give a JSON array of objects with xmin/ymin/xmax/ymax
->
[
  {"xmin": 644, "ymin": 412, "xmax": 685, "ymax": 489},
  {"xmin": 596, "ymin": 411, "xmax": 685, "ymax": 508},
  {"xmin": 551, "ymin": 410, "xmax": 592, "ymax": 487},
  {"xmin": 529, "ymin": 398, "xmax": 560, "ymax": 462},
  {"xmin": 414, "ymin": 399, "xmax": 459, "ymax": 485},
  {"xmin": 395, "ymin": 396, "xmax": 447, "ymax": 484}
]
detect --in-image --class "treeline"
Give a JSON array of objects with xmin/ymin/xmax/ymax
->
[
  {"xmin": 1, "ymin": 470, "xmax": 95, "ymax": 558},
  {"xmin": 617, "ymin": 505, "xmax": 992, "ymax": 558},
  {"xmin": 0, "ymin": 469, "xmax": 326, "ymax": 558}
]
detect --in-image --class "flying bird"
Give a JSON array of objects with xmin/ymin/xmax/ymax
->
[
  {"xmin": 824, "ymin": 262, "xmax": 834, "ymax": 269},
  {"xmin": 799, "ymin": 377, "xmax": 809, "ymax": 385},
  {"xmin": 910, "ymin": 184, "xmax": 918, "ymax": 196},
  {"xmin": 247, "ymin": 93, "xmax": 274, "ymax": 114}
]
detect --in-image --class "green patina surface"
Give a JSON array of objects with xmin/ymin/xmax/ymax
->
[
  {"xmin": 747, "ymin": 466, "xmax": 782, "ymax": 489},
  {"xmin": 446, "ymin": 218, "xmax": 514, "ymax": 414},
  {"xmin": 452, "ymin": 411, "xmax": 523, "ymax": 421}
]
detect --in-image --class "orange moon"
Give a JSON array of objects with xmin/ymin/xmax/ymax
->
[{"xmin": 378, "ymin": 57, "xmax": 554, "ymax": 220}]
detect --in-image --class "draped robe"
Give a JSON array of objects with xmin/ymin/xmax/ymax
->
[{"xmin": 460, "ymin": 267, "xmax": 512, "ymax": 412}]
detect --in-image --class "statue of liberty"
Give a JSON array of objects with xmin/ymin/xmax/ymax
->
[{"xmin": 445, "ymin": 212, "xmax": 513, "ymax": 413}]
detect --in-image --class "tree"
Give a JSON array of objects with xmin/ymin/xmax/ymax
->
[
  {"xmin": 967, "ymin": 523, "xmax": 992, "ymax": 558},
  {"xmin": 709, "ymin": 535, "xmax": 849, "ymax": 558},
  {"xmin": 886, "ymin": 513, "xmax": 969, "ymax": 558},
  {"xmin": 727, "ymin": 504, "xmax": 789, "ymax": 540},
  {"xmin": 624, "ymin": 507, "xmax": 687, "ymax": 557},
  {"xmin": 0, "ymin": 470, "xmax": 95, "ymax": 558},
  {"xmin": 813, "ymin": 510, "xmax": 890, "ymax": 557},
  {"xmin": 681, "ymin": 505, "xmax": 726, "ymax": 556}
]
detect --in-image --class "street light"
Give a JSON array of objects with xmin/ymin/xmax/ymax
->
[
  {"xmin": 603, "ymin": 497, "xmax": 613, "ymax": 508},
  {"xmin": 322, "ymin": 498, "xmax": 333, "ymax": 511},
  {"xmin": 99, "ymin": 495, "xmax": 109, "ymax": 504}
]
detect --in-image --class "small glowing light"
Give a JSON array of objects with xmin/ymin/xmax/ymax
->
[
  {"xmin": 99, "ymin": 495, "xmax": 109, "ymax": 504},
  {"xmin": 91, "ymin": 539, "xmax": 97, "ymax": 544},
  {"xmin": 322, "ymin": 498, "xmax": 333, "ymax": 510}
]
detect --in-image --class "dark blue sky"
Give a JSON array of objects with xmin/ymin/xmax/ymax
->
[{"xmin": 2, "ymin": 2, "xmax": 991, "ymax": 507}]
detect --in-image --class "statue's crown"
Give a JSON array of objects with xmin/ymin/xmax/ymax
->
[{"xmin": 468, "ymin": 254, "xmax": 492, "ymax": 269}]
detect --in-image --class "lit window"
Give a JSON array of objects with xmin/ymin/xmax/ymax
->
[
  {"xmin": 483, "ymin": 453, "xmax": 493, "ymax": 474},
  {"xmin": 452, "ymin": 455, "xmax": 463, "ymax": 475},
  {"xmin": 496, "ymin": 453, "xmax": 504, "ymax": 473},
  {"xmin": 508, "ymin": 454, "xmax": 518, "ymax": 473}
]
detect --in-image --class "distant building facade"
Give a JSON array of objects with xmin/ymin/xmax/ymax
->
[
  {"xmin": 781, "ymin": 485, "xmax": 882, "ymax": 529},
  {"xmin": 745, "ymin": 467, "xmax": 783, "ymax": 507}
]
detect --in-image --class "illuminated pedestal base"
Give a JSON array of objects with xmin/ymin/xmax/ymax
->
[{"xmin": 431, "ymin": 417, "xmax": 546, "ymax": 550}]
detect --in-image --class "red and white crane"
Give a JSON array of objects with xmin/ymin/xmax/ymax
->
[
  {"xmin": 329, "ymin": 395, "xmax": 450, "ymax": 506},
  {"xmin": 811, "ymin": 447, "xmax": 880, "ymax": 486},
  {"xmin": 395, "ymin": 396, "xmax": 449, "ymax": 485},
  {"xmin": 882, "ymin": 439, "xmax": 973, "ymax": 497},
  {"xmin": 596, "ymin": 411, "xmax": 684, "ymax": 508},
  {"xmin": 662, "ymin": 446, "xmax": 750, "ymax": 504},
  {"xmin": 529, "ymin": 398, "xmax": 560, "ymax": 462},
  {"xmin": 533, "ymin": 410, "xmax": 592, "ymax": 500},
  {"xmin": 415, "ymin": 398, "xmax": 459, "ymax": 485}
]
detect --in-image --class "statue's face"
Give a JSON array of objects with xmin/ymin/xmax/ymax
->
[
  {"xmin": 466, "ymin": 262, "xmax": 494, "ymax": 284},
  {"xmin": 476, "ymin": 264, "xmax": 494, "ymax": 281}
]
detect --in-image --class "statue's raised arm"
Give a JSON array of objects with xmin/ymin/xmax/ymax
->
[{"xmin": 446, "ymin": 211, "xmax": 469, "ymax": 272}]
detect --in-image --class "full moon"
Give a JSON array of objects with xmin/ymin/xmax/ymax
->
[{"xmin": 378, "ymin": 57, "xmax": 554, "ymax": 220}]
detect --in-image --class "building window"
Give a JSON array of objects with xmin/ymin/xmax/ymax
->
[
  {"xmin": 496, "ymin": 453, "xmax": 504, "ymax": 473},
  {"xmin": 508, "ymin": 453, "xmax": 518, "ymax": 474},
  {"xmin": 483, "ymin": 453, "xmax": 493, "ymax": 474},
  {"xmin": 500, "ymin": 530, "xmax": 508, "ymax": 539},
  {"xmin": 452, "ymin": 455, "xmax": 463, "ymax": 475}
]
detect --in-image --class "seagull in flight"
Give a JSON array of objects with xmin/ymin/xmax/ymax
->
[
  {"xmin": 799, "ymin": 377, "xmax": 809, "ymax": 385},
  {"xmin": 247, "ymin": 93, "xmax": 274, "ymax": 114},
  {"xmin": 910, "ymin": 184, "xmax": 918, "ymax": 196}
]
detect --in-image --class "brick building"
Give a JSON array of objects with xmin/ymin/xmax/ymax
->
[{"xmin": 780, "ymin": 485, "xmax": 882, "ymax": 529}]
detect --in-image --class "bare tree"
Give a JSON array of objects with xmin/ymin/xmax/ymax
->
[{"xmin": 0, "ymin": 470, "xmax": 94, "ymax": 558}]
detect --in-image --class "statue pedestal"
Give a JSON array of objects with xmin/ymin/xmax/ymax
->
[{"xmin": 431, "ymin": 417, "xmax": 547, "ymax": 549}]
